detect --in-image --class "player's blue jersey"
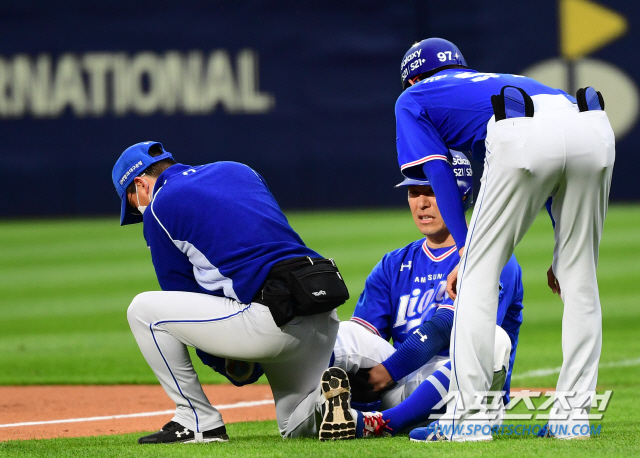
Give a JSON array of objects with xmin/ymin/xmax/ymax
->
[
  {"xmin": 351, "ymin": 241, "xmax": 458, "ymax": 351},
  {"xmin": 142, "ymin": 162, "xmax": 319, "ymax": 304},
  {"xmin": 351, "ymin": 239, "xmax": 524, "ymax": 391},
  {"xmin": 396, "ymin": 68, "xmax": 574, "ymax": 178}
]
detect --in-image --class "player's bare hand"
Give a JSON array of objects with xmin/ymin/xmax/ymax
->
[
  {"xmin": 447, "ymin": 263, "xmax": 459, "ymax": 299},
  {"xmin": 367, "ymin": 364, "xmax": 395, "ymax": 392},
  {"xmin": 547, "ymin": 265, "xmax": 561, "ymax": 296}
]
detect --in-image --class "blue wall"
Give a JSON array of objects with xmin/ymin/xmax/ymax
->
[{"xmin": 1, "ymin": 1, "xmax": 637, "ymax": 217}]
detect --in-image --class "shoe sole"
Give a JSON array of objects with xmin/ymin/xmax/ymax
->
[
  {"xmin": 139, "ymin": 434, "xmax": 229, "ymax": 444},
  {"xmin": 409, "ymin": 434, "xmax": 493, "ymax": 443},
  {"xmin": 319, "ymin": 367, "xmax": 355, "ymax": 441},
  {"xmin": 453, "ymin": 435, "xmax": 493, "ymax": 442},
  {"xmin": 409, "ymin": 433, "xmax": 448, "ymax": 442},
  {"xmin": 182, "ymin": 435, "xmax": 229, "ymax": 444}
]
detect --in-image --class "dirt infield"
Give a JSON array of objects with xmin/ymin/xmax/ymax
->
[
  {"xmin": 0, "ymin": 385, "xmax": 550, "ymax": 442},
  {"xmin": 0, "ymin": 385, "xmax": 276, "ymax": 442}
]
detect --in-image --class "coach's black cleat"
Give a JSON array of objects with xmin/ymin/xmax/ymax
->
[
  {"xmin": 138, "ymin": 420, "xmax": 229, "ymax": 444},
  {"xmin": 319, "ymin": 367, "xmax": 356, "ymax": 441}
]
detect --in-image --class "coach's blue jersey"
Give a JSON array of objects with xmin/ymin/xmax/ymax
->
[
  {"xmin": 396, "ymin": 68, "xmax": 573, "ymax": 177},
  {"xmin": 142, "ymin": 162, "xmax": 319, "ymax": 304},
  {"xmin": 351, "ymin": 239, "xmax": 524, "ymax": 390}
]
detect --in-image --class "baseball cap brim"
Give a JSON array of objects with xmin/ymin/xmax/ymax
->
[
  {"xmin": 120, "ymin": 195, "xmax": 144, "ymax": 226},
  {"xmin": 112, "ymin": 141, "xmax": 173, "ymax": 226},
  {"xmin": 395, "ymin": 177, "xmax": 432, "ymax": 188}
]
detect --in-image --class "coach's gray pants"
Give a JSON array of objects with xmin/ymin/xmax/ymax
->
[
  {"xmin": 444, "ymin": 94, "xmax": 615, "ymax": 440},
  {"xmin": 127, "ymin": 291, "xmax": 338, "ymax": 438}
]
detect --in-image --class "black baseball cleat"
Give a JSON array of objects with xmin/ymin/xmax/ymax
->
[
  {"xmin": 319, "ymin": 367, "xmax": 356, "ymax": 441},
  {"xmin": 138, "ymin": 420, "xmax": 229, "ymax": 444}
]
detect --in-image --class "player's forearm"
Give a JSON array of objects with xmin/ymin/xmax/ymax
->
[
  {"xmin": 423, "ymin": 160, "xmax": 468, "ymax": 248},
  {"xmin": 381, "ymin": 308, "xmax": 454, "ymax": 382}
]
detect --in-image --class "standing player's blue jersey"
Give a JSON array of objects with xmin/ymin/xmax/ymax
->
[
  {"xmin": 394, "ymin": 68, "xmax": 574, "ymax": 249},
  {"xmin": 396, "ymin": 68, "xmax": 574, "ymax": 175},
  {"xmin": 351, "ymin": 239, "xmax": 523, "ymax": 393},
  {"xmin": 142, "ymin": 162, "xmax": 319, "ymax": 304}
]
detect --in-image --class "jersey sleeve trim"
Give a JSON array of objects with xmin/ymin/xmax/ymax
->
[
  {"xmin": 349, "ymin": 317, "xmax": 382, "ymax": 337},
  {"xmin": 437, "ymin": 304, "xmax": 455, "ymax": 311},
  {"xmin": 400, "ymin": 154, "xmax": 449, "ymax": 172}
]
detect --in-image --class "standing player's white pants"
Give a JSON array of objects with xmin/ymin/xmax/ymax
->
[
  {"xmin": 445, "ymin": 94, "xmax": 615, "ymax": 440},
  {"xmin": 127, "ymin": 291, "xmax": 339, "ymax": 438},
  {"xmin": 333, "ymin": 321, "xmax": 511, "ymax": 410}
]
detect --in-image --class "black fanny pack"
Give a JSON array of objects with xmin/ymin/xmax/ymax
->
[{"xmin": 254, "ymin": 256, "xmax": 350, "ymax": 327}]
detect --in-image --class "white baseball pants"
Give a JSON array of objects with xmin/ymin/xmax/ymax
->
[
  {"xmin": 444, "ymin": 94, "xmax": 615, "ymax": 440},
  {"xmin": 333, "ymin": 320, "xmax": 511, "ymax": 410},
  {"xmin": 127, "ymin": 291, "xmax": 339, "ymax": 438}
]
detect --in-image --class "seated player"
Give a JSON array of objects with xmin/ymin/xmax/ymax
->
[{"xmin": 318, "ymin": 151, "xmax": 524, "ymax": 440}]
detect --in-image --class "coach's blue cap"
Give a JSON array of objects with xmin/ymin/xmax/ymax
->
[{"xmin": 112, "ymin": 141, "xmax": 174, "ymax": 226}]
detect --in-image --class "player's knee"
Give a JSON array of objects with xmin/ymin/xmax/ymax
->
[
  {"xmin": 127, "ymin": 292, "xmax": 156, "ymax": 325},
  {"xmin": 337, "ymin": 320, "xmax": 375, "ymax": 352},
  {"xmin": 493, "ymin": 326, "xmax": 511, "ymax": 373},
  {"xmin": 339, "ymin": 320, "xmax": 378, "ymax": 342},
  {"xmin": 334, "ymin": 320, "xmax": 394, "ymax": 372}
]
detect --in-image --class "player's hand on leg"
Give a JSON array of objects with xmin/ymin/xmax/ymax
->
[
  {"xmin": 348, "ymin": 369, "xmax": 382, "ymax": 411},
  {"xmin": 447, "ymin": 263, "xmax": 459, "ymax": 299},
  {"xmin": 367, "ymin": 364, "xmax": 395, "ymax": 392},
  {"xmin": 547, "ymin": 265, "xmax": 561, "ymax": 296}
]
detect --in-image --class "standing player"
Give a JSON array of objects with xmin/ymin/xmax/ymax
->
[
  {"xmin": 396, "ymin": 38, "xmax": 615, "ymax": 440},
  {"xmin": 321, "ymin": 151, "xmax": 524, "ymax": 439},
  {"xmin": 112, "ymin": 141, "xmax": 349, "ymax": 443}
]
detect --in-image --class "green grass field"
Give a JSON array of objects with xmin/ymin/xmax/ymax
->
[{"xmin": 1, "ymin": 204, "xmax": 639, "ymax": 456}]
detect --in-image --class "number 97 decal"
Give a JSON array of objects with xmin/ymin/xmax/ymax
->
[{"xmin": 437, "ymin": 51, "xmax": 452, "ymax": 62}]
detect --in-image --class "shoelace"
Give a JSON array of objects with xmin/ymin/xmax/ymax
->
[
  {"xmin": 364, "ymin": 415, "xmax": 393, "ymax": 437},
  {"xmin": 373, "ymin": 418, "xmax": 393, "ymax": 436}
]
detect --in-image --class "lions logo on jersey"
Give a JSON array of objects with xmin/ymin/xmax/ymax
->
[
  {"xmin": 350, "ymin": 239, "xmax": 458, "ymax": 346},
  {"xmin": 393, "ymin": 281, "xmax": 452, "ymax": 335}
]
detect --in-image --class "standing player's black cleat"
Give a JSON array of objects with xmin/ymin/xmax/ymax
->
[
  {"xmin": 138, "ymin": 420, "xmax": 229, "ymax": 444},
  {"xmin": 319, "ymin": 367, "xmax": 356, "ymax": 441}
]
